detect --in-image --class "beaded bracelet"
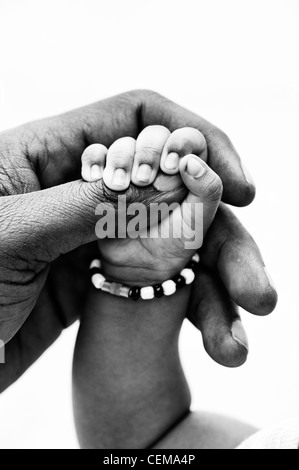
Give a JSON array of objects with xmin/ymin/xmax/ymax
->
[{"xmin": 89, "ymin": 253, "xmax": 200, "ymax": 301}]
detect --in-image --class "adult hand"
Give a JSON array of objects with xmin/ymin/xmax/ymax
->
[{"xmin": 0, "ymin": 90, "xmax": 277, "ymax": 392}]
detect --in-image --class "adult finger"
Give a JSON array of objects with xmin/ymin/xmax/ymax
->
[
  {"xmin": 188, "ymin": 267, "xmax": 248, "ymax": 368},
  {"xmin": 0, "ymin": 178, "xmax": 187, "ymax": 267},
  {"xmin": 201, "ymin": 204, "xmax": 278, "ymax": 316}
]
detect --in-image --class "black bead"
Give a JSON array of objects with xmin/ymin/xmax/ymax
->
[
  {"xmin": 186, "ymin": 260, "xmax": 197, "ymax": 271},
  {"xmin": 172, "ymin": 274, "xmax": 186, "ymax": 289},
  {"xmin": 128, "ymin": 286, "xmax": 141, "ymax": 301},
  {"xmin": 90, "ymin": 267, "xmax": 102, "ymax": 277},
  {"xmin": 153, "ymin": 284, "xmax": 164, "ymax": 298}
]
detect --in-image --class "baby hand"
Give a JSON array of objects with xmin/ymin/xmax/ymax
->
[{"xmin": 81, "ymin": 126, "xmax": 222, "ymax": 286}]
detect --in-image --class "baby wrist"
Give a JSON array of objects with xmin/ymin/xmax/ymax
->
[{"xmin": 89, "ymin": 254, "xmax": 200, "ymax": 301}]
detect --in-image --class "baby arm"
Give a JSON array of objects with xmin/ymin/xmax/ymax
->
[
  {"xmin": 73, "ymin": 282, "xmax": 191, "ymax": 449},
  {"xmin": 73, "ymin": 126, "xmax": 223, "ymax": 448}
]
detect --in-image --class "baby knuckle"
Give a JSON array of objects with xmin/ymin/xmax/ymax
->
[
  {"xmin": 136, "ymin": 146, "xmax": 160, "ymax": 164},
  {"xmin": 108, "ymin": 151, "xmax": 132, "ymax": 168},
  {"xmin": 205, "ymin": 174, "xmax": 223, "ymax": 202}
]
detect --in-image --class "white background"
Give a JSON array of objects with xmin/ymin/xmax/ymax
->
[{"xmin": 0, "ymin": 0, "xmax": 298, "ymax": 449}]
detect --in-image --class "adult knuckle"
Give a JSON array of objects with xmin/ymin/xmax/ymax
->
[{"xmin": 130, "ymin": 89, "xmax": 160, "ymax": 99}]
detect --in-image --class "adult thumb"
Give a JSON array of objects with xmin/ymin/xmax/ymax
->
[{"xmin": 1, "ymin": 178, "xmax": 187, "ymax": 264}]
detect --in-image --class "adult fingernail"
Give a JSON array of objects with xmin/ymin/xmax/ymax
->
[
  {"xmin": 264, "ymin": 268, "xmax": 277, "ymax": 291},
  {"xmin": 90, "ymin": 164, "xmax": 103, "ymax": 180},
  {"xmin": 186, "ymin": 156, "xmax": 205, "ymax": 178},
  {"xmin": 241, "ymin": 162, "xmax": 255, "ymax": 187},
  {"xmin": 232, "ymin": 320, "xmax": 249, "ymax": 351},
  {"xmin": 164, "ymin": 152, "xmax": 179, "ymax": 170},
  {"xmin": 136, "ymin": 164, "xmax": 152, "ymax": 183},
  {"xmin": 112, "ymin": 168, "xmax": 127, "ymax": 187}
]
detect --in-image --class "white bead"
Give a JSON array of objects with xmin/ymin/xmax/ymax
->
[
  {"xmin": 180, "ymin": 268, "xmax": 195, "ymax": 285},
  {"xmin": 140, "ymin": 286, "xmax": 155, "ymax": 300},
  {"xmin": 161, "ymin": 280, "xmax": 176, "ymax": 296},
  {"xmin": 91, "ymin": 273, "xmax": 106, "ymax": 289},
  {"xmin": 192, "ymin": 253, "xmax": 200, "ymax": 264},
  {"xmin": 90, "ymin": 259, "xmax": 102, "ymax": 270}
]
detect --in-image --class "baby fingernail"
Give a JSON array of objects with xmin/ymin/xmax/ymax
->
[
  {"xmin": 164, "ymin": 152, "xmax": 179, "ymax": 170},
  {"xmin": 90, "ymin": 164, "xmax": 102, "ymax": 180},
  {"xmin": 112, "ymin": 168, "xmax": 127, "ymax": 187},
  {"xmin": 241, "ymin": 162, "xmax": 255, "ymax": 187},
  {"xmin": 136, "ymin": 164, "xmax": 152, "ymax": 183},
  {"xmin": 186, "ymin": 156, "xmax": 205, "ymax": 178}
]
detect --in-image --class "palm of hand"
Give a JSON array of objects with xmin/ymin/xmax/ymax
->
[{"xmin": 97, "ymin": 187, "xmax": 199, "ymax": 285}]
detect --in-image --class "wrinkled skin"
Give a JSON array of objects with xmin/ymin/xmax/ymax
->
[{"xmin": 0, "ymin": 90, "xmax": 277, "ymax": 392}]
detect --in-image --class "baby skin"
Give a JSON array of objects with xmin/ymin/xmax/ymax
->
[
  {"xmin": 80, "ymin": 126, "xmax": 222, "ymax": 285},
  {"xmin": 73, "ymin": 126, "xmax": 248, "ymax": 449}
]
